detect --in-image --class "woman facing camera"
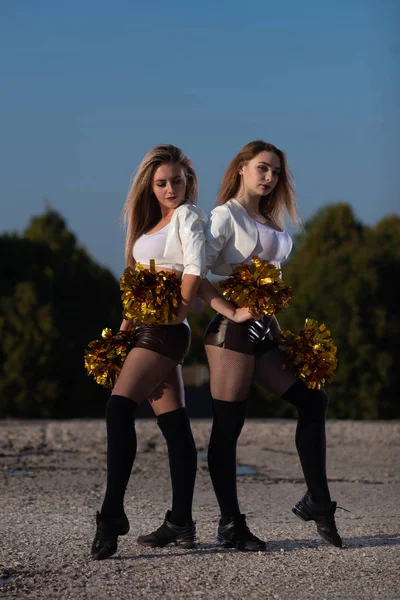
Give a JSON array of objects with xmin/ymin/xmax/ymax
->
[
  {"xmin": 198, "ymin": 140, "xmax": 343, "ymax": 551},
  {"xmin": 91, "ymin": 144, "xmax": 206, "ymax": 560}
]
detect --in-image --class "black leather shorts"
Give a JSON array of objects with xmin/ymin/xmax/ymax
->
[
  {"xmin": 204, "ymin": 314, "xmax": 277, "ymax": 356},
  {"xmin": 134, "ymin": 323, "xmax": 191, "ymax": 364}
]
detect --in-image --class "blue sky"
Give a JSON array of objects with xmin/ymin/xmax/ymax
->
[{"xmin": 1, "ymin": 0, "xmax": 398, "ymax": 276}]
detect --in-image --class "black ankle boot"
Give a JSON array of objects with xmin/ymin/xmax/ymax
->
[
  {"xmin": 217, "ymin": 514, "xmax": 266, "ymax": 552},
  {"xmin": 137, "ymin": 511, "xmax": 196, "ymax": 549},
  {"xmin": 91, "ymin": 512, "xmax": 130, "ymax": 560},
  {"xmin": 292, "ymin": 492, "xmax": 343, "ymax": 547}
]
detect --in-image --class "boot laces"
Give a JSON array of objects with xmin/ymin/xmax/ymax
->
[
  {"xmin": 317, "ymin": 506, "xmax": 349, "ymax": 529},
  {"xmin": 337, "ymin": 505, "xmax": 350, "ymax": 513}
]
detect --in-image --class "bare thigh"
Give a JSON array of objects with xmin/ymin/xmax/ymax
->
[
  {"xmin": 148, "ymin": 365, "xmax": 185, "ymax": 417},
  {"xmin": 254, "ymin": 349, "xmax": 297, "ymax": 397},
  {"xmin": 113, "ymin": 347, "xmax": 178, "ymax": 405},
  {"xmin": 205, "ymin": 346, "xmax": 255, "ymax": 402}
]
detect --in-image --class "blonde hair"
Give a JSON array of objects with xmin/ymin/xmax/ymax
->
[
  {"xmin": 122, "ymin": 144, "xmax": 198, "ymax": 266},
  {"xmin": 217, "ymin": 140, "xmax": 300, "ymax": 229}
]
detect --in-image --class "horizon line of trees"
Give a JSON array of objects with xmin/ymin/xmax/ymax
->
[{"xmin": 0, "ymin": 203, "xmax": 399, "ymax": 419}]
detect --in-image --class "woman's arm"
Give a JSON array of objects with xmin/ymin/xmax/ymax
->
[
  {"xmin": 119, "ymin": 319, "xmax": 135, "ymax": 332},
  {"xmin": 197, "ymin": 206, "xmax": 255, "ymax": 321},
  {"xmin": 197, "ymin": 278, "xmax": 255, "ymax": 323},
  {"xmin": 171, "ymin": 274, "xmax": 202, "ymax": 323},
  {"xmin": 177, "ymin": 205, "xmax": 207, "ymax": 278},
  {"xmin": 204, "ymin": 205, "xmax": 232, "ymax": 273},
  {"xmin": 167, "ymin": 205, "xmax": 206, "ymax": 323}
]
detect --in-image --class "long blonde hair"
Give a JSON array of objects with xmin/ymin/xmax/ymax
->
[
  {"xmin": 217, "ymin": 140, "xmax": 300, "ymax": 228},
  {"xmin": 122, "ymin": 144, "xmax": 198, "ymax": 266}
]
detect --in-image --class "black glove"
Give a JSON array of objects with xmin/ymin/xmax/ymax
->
[{"xmin": 248, "ymin": 319, "xmax": 271, "ymax": 344}]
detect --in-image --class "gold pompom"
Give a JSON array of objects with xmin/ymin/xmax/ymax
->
[
  {"xmin": 120, "ymin": 260, "xmax": 181, "ymax": 325},
  {"xmin": 219, "ymin": 256, "xmax": 293, "ymax": 316},
  {"xmin": 280, "ymin": 318, "xmax": 338, "ymax": 389},
  {"xmin": 84, "ymin": 328, "xmax": 137, "ymax": 389}
]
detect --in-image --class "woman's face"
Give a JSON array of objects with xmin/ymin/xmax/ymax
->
[
  {"xmin": 239, "ymin": 151, "xmax": 281, "ymax": 197},
  {"xmin": 152, "ymin": 162, "xmax": 187, "ymax": 212}
]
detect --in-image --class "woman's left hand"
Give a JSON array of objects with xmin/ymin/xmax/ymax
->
[{"xmin": 231, "ymin": 307, "xmax": 259, "ymax": 324}]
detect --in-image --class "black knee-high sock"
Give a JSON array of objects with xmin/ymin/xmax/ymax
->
[
  {"xmin": 157, "ymin": 408, "xmax": 197, "ymax": 526},
  {"xmin": 207, "ymin": 399, "xmax": 247, "ymax": 521},
  {"xmin": 101, "ymin": 394, "xmax": 137, "ymax": 518},
  {"xmin": 282, "ymin": 380, "xmax": 331, "ymax": 503}
]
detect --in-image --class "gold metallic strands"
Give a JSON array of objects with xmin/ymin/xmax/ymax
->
[
  {"xmin": 120, "ymin": 260, "xmax": 181, "ymax": 325},
  {"xmin": 84, "ymin": 328, "xmax": 137, "ymax": 389},
  {"xmin": 280, "ymin": 318, "xmax": 338, "ymax": 389},
  {"xmin": 219, "ymin": 256, "xmax": 293, "ymax": 316}
]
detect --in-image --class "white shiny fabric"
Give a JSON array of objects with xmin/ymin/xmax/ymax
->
[
  {"xmin": 132, "ymin": 202, "xmax": 207, "ymax": 278},
  {"xmin": 237, "ymin": 220, "xmax": 292, "ymax": 270},
  {"xmin": 205, "ymin": 198, "xmax": 292, "ymax": 275},
  {"xmin": 162, "ymin": 203, "xmax": 207, "ymax": 277}
]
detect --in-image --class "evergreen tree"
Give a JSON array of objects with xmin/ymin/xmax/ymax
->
[
  {"xmin": 279, "ymin": 205, "xmax": 400, "ymax": 418},
  {"xmin": 1, "ymin": 204, "xmax": 399, "ymax": 419},
  {"xmin": 0, "ymin": 209, "xmax": 121, "ymax": 417}
]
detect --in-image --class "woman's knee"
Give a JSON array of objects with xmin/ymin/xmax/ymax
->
[
  {"xmin": 302, "ymin": 387, "xmax": 329, "ymax": 420},
  {"xmin": 211, "ymin": 399, "xmax": 247, "ymax": 442},
  {"xmin": 283, "ymin": 380, "xmax": 329, "ymax": 418},
  {"xmin": 106, "ymin": 394, "xmax": 137, "ymax": 423},
  {"xmin": 157, "ymin": 408, "xmax": 198, "ymax": 457}
]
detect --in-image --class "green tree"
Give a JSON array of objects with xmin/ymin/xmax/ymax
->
[
  {"xmin": 2, "ymin": 204, "xmax": 399, "ymax": 419},
  {"xmin": 279, "ymin": 204, "xmax": 400, "ymax": 418},
  {"xmin": 0, "ymin": 209, "xmax": 121, "ymax": 417}
]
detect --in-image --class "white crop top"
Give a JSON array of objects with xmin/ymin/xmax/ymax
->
[
  {"xmin": 235, "ymin": 220, "xmax": 292, "ymax": 270},
  {"xmin": 132, "ymin": 224, "xmax": 184, "ymax": 272}
]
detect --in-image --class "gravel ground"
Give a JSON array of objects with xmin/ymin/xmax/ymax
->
[{"xmin": 1, "ymin": 419, "xmax": 399, "ymax": 600}]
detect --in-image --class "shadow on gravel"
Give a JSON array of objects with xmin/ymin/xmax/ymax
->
[
  {"xmin": 267, "ymin": 533, "xmax": 400, "ymax": 552},
  {"xmin": 342, "ymin": 533, "xmax": 400, "ymax": 548},
  {"xmin": 112, "ymin": 544, "xmax": 236, "ymax": 561},
  {"xmin": 0, "ymin": 569, "xmax": 15, "ymax": 588},
  {"xmin": 111, "ymin": 534, "xmax": 400, "ymax": 560}
]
